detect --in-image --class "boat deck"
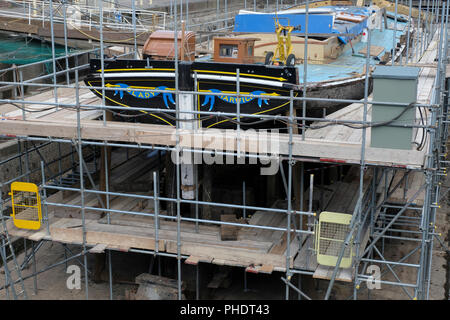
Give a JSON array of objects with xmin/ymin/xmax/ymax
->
[{"xmin": 297, "ymin": 20, "xmax": 408, "ymax": 84}]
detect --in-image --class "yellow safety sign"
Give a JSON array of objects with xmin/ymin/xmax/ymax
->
[
  {"xmin": 315, "ymin": 211, "xmax": 353, "ymax": 269},
  {"xmin": 9, "ymin": 182, "xmax": 42, "ymax": 230}
]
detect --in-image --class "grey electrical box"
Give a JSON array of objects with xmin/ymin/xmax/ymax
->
[{"xmin": 370, "ymin": 66, "xmax": 420, "ymax": 150}]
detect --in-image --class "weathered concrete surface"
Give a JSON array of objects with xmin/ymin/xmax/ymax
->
[
  {"xmin": 429, "ymin": 151, "xmax": 450, "ymax": 300},
  {"xmin": 0, "ymin": 140, "xmax": 73, "ymax": 198}
]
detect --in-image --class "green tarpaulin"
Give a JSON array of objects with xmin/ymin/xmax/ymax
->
[{"xmin": 0, "ymin": 35, "xmax": 73, "ymax": 65}]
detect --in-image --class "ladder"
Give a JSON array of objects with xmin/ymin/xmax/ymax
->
[{"xmin": 0, "ymin": 202, "xmax": 28, "ymax": 300}]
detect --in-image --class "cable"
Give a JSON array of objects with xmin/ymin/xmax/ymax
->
[
  {"xmin": 306, "ymin": 102, "xmax": 418, "ymax": 130},
  {"xmin": 10, "ymin": 102, "xmax": 56, "ymax": 113},
  {"xmin": 52, "ymin": 4, "xmax": 150, "ymax": 43},
  {"xmin": 220, "ymin": 115, "xmax": 282, "ymax": 126},
  {"xmin": 86, "ymin": 102, "xmax": 422, "ymax": 130},
  {"xmin": 416, "ymin": 106, "xmax": 427, "ymax": 151},
  {"xmin": 9, "ymin": 95, "xmax": 425, "ymax": 135},
  {"xmin": 9, "ymin": 102, "xmax": 93, "ymax": 113}
]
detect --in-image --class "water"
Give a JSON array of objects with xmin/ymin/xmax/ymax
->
[{"xmin": 0, "ymin": 33, "xmax": 70, "ymax": 65}]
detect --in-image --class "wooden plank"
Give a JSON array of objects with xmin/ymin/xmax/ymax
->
[
  {"xmin": 313, "ymin": 265, "xmax": 354, "ymax": 282},
  {"xmin": 49, "ymin": 218, "xmax": 165, "ymax": 252},
  {"xmin": 0, "ymin": 117, "xmax": 427, "ymax": 168},
  {"xmin": 269, "ymin": 231, "xmax": 295, "ymax": 255},
  {"xmin": 220, "ymin": 214, "xmax": 240, "ymax": 241},
  {"xmin": 286, "ymin": 236, "xmax": 300, "ymax": 260},
  {"xmin": 117, "ymin": 246, "xmax": 131, "ymax": 252},
  {"xmin": 9, "ymin": 213, "xmax": 296, "ymax": 270},
  {"xmin": 293, "ymin": 236, "xmax": 318, "ymax": 271},
  {"xmin": 49, "ymin": 214, "xmax": 277, "ymax": 254},
  {"xmin": 212, "ymin": 259, "xmax": 227, "ymax": 266},
  {"xmin": 185, "ymin": 255, "xmax": 200, "ymax": 265},
  {"xmin": 29, "ymin": 231, "xmax": 48, "ymax": 242},
  {"xmin": 98, "ymin": 213, "xmax": 223, "ymax": 238},
  {"xmin": 166, "ymin": 240, "xmax": 291, "ymax": 270},
  {"xmin": 5, "ymin": 219, "xmax": 36, "ymax": 238},
  {"xmin": 257, "ymin": 212, "xmax": 284, "ymax": 241},
  {"xmin": 0, "ymin": 17, "xmax": 150, "ymax": 46},
  {"xmin": 259, "ymin": 264, "xmax": 274, "ymax": 274},
  {"xmin": 241, "ymin": 211, "xmax": 266, "ymax": 239},
  {"xmin": 89, "ymin": 243, "xmax": 108, "ymax": 254},
  {"xmin": 246, "ymin": 264, "xmax": 274, "ymax": 274},
  {"xmin": 1, "ymin": 83, "xmax": 100, "ymax": 121},
  {"xmin": 359, "ymin": 45, "xmax": 385, "ymax": 57}
]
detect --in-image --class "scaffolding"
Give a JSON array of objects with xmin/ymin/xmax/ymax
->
[{"xmin": 0, "ymin": 0, "xmax": 448, "ymax": 300}]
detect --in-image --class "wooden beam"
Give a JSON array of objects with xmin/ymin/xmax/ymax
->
[
  {"xmin": 185, "ymin": 255, "xmax": 200, "ymax": 265},
  {"xmin": 0, "ymin": 17, "xmax": 150, "ymax": 46},
  {"xmin": 220, "ymin": 214, "xmax": 240, "ymax": 241},
  {"xmin": 99, "ymin": 111, "xmax": 113, "ymax": 211},
  {"xmin": 0, "ymin": 118, "xmax": 426, "ymax": 168},
  {"xmin": 89, "ymin": 243, "xmax": 108, "ymax": 254},
  {"xmin": 313, "ymin": 265, "xmax": 354, "ymax": 282}
]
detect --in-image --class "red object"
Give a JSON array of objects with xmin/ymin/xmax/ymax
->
[
  {"xmin": 319, "ymin": 158, "xmax": 347, "ymax": 164},
  {"xmin": 142, "ymin": 30, "xmax": 196, "ymax": 61}
]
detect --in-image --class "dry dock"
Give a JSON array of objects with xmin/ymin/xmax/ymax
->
[{"xmin": 0, "ymin": 0, "xmax": 448, "ymax": 301}]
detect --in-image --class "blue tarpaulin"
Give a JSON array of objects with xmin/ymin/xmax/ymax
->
[
  {"xmin": 233, "ymin": 7, "xmax": 372, "ymax": 44},
  {"xmin": 233, "ymin": 14, "xmax": 335, "ymax": 34}
]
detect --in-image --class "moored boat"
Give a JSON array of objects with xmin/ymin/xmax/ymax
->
[{"xmin": 84, "ymin": 3, "xmax": 414, "ymax": 128}]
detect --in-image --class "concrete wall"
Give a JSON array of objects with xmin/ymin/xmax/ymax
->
[{"xmin": 0, "ymin": 140, "xmax": 75, "ymax": 199}]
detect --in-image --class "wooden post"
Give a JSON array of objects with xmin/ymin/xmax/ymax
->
[
  {"xmin": 202, "ymin": 165, "xmax": 212, "ymax": 221},
  {"xmin": 94, "ymin": 111, "xmax": 113, "ymax": 283},
  {"xmin": 99, "ymin": 111, "xmax": 113, "ymax": 212},
  {"xmin": 180, "ymin": 21, "xmax": 186, "ymax": 61},
  {"xmin": 178, "ymin": 60, "xmax": 196, "ymax": 200}
]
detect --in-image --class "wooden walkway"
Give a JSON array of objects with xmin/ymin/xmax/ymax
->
[
  {"xmin": 6, "ymin": 198, "xmax": 300, "ymax": 272},
  {"xmin": 0, "ymin": 85, "xmax": 102, "ymax": 121},
  {"xmin": 0, "ymin": 16, "xmax": 151, "ymax": 46},
  {"xmin": 2, "ymin": 146, "xmax": 300, "ymax": 272},
  {"xmin": 0, "ymin": 83, "xmax": 430, "ymax": 169}
]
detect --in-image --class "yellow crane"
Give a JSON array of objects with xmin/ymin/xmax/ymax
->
[{"xmin": 265, "ymin": 17, "xmax": 301, "ymax": 66}]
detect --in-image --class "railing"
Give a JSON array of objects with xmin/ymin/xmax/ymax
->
[{"xmin": 0, "ymin": 0, "xmax": 167, "ymax": 32}]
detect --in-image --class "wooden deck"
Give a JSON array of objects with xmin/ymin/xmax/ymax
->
[
  {"xmin": 0, "ymin": 16, "xmax": 151, "ymax": 46},
  {"xmin": 5, "ymin": 198, "xmax": 300, "ymax": 272},
  {"xmin": 1, "ymin": 144, "xmax": 300, "ymax": 272},
  {"xmin": 0, "ymin": 85, "xmax": 102, "ymax": 121},
  {"xmin": 0, "ymin": 82, "xmax": 431, "ymax": 169}
]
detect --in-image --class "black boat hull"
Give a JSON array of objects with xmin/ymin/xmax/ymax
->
[{"xmin": 84, "ymin": 59, "xmax": 299, "ymax": 128}]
